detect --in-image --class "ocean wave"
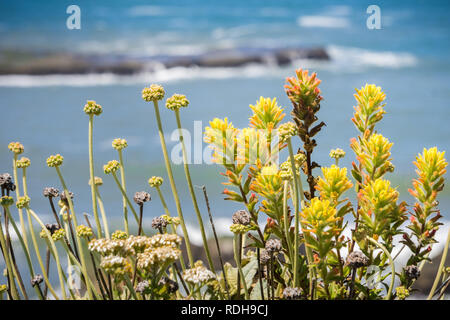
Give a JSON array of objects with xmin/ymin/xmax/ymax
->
[
  {"xmin": 297, "ymin": 15, "xmax": 350, "ymax": 28},
  {"xmin": 127, "ymin": 6, "xmax": 167, "ymax": 17}
]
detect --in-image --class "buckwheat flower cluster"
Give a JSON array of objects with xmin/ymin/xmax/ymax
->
[
  {"xmin": 148, "ymin": 176, "xmax": 163, "ymax": 188},
  {"xmin": 395, "ymin": 286, "xmax": 409, "ymax": 300},
  {"xmin": 0, "ymin": 196, "xmax": 14, "ymax": 207},
  {"xmin": 16, "ymin": 157, "xmax": 31, "ymax": 168},
  {"xmin": 283, "ymin": 287, "xmax": 303, "ymax": 300},
  {"xmin": 47, "ymin": 154, "xmax": 64, "ymax": 167},
  {"xmin": 135, "ymin": 280, "xmax": 149, "ymax": 294},
  {"xmin": 345, "ymin": 251, "xmax": 369, "ymax": 269},
  {"xmin": 8, "ymin": 142, "xmax": 24, "ymax": 154},
  {"xmin": 43, "ymin": 187, "xmax": 60, "ymax": 198},
  {"xmin": 40, "ymin": 224, "xmax": 59, "ymax": 238},
  {"xmin": 31, "ymin": 275, "xmax": 43, "ymax": 287},
  {"xmin": 232, "ymin": 210, "xmax": 251, "ymax": 225},
  {"xmin": 76, "ymin": 225, "xmax": 93, "ymax": 238},
  {"xmin": 16, "ymin": 196, "xmax": 30, "ymax": 209},
  {"xmin": 112, "ymin": 138, "xmax": 128, "ymax": 151},
  {"xmin": 126, "ymin": 235, "xmax": 151, "ymax": 254},
  {"xmin": 111, "ymin": 230, "xmax": 128, "ymax": 240},
  {"xmin": 83, "ymin": 100, "xmax": 102, "ymax": 116},
  {"xmin": 100, "ymin": 255, "xmax": 130, "ymax": 276},
  {"xmin": 137, "ymin": 246, "xmax": 181, "ymax": 270},
  {"xmin": 182, "ymin": 261, "xmax": 216, "ymax": 285},
  {"xmin": 103, "ymin": 160, "xmax": 120, "ymax": 174},
  {"xmin": 329, "ymin": 148, "xmax": 346, "ymax": 160},
  {"xmin": 265, "ymin": 238, "xmax": 282, "ymax": 253},
  {"xmin": 89, "ymin": 238, "xmax": 131, "ymax": 257},
  {"xmin": 133, "ymin": 191, "xmax": 151, "ymax": 206},
  {"xmin": 229, "ymin": 223, "xmax": 253, "ymax": 234},
  {"xmin": 142, "ymin": 84, "xmax": 165, "ymax": 102},
  {"xmin": 149, "ymin": 233, "xmax": 182, "ymax": 248},
  {"xmin": 277, "ymin": 121, "xmax": 298, "ymax": 143},
  {"xmin": 280, "ymin": 153, "xmax": 306, "ymax": 180},
  {"xmin": 51, "ymin": 228, "xmax": 66, "ymax": 241},
  {"xmin": 165, "ymin": 94, "xmax": 189, "ymax": 111},
  {"xmin": 151, "ymin": 216, "xmax": 168, "ymax": 230},
  {"xmin": 160, "ymin": 215, "xmax": 180, "ymax": 226},
  {"xmin": 60, "ymin": 191, "xmax": 74, "ymax": 205},
  {"xmin": 89, "ymin": 176, "xmax": 103, "ymax": 186}
]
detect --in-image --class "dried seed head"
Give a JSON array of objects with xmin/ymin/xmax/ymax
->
[
  {"xmin": 83, "ymin": 100, "xmax": 103, "ymax": 116},
  {"xmin": 46, "ymin": 154, "xmax": 64, "ymax": 167},
  {"xmin": 103, "ymin": 160, "xmax": 120, "ymax": 174},
  {"xmin": 265, "ymin": 238, "xmax": 282, "ymax": 253},
  {"xmin": 112, "ymin": 138, "xmax": 128, "ymax": 151},
  {"xmin": 76, "ymin": 225, "xmax": 93, "ymax": 238},
  {"xmin": 0, "ymin": 196, "xmax": 14, "ymax": 207},
  {"xmin": 8, "ymin": 142, "xmax": 24, "ymax": 154},
  {"xmin": 134, "ymin": 191, "xmax": 151, "ymax": 206},
  {"xmin": 16, "ymin": 196, "xmax": 30, "ymax": 209},
  {"xmin": 31, "ymin": 274, "xmax": 43, "ymax": 287},
  {"xmin": 88, "ymin": 176, "xmax": 103, "ymax": 186},
  {"xmin": 151, "ymin": 217, "xmax": 168, "ymax": 230},
  {"xmin": 16, "ymin": 157, "xmax": 31, "ymax": 168},
  {"xmin": 148, "ymin": 176, "xmax": 163, "ymax": 188},
  {"xmin": 283, "ymin": 287, "xmax": 302, "ymax": 300},
  {"xmin": 135, "ymin": 280, "xmax": 149, "ymax": 293},
  {"xmin": 259, "ymin": 249, "xmax": 271, "ymax": 265},
  {"xmin": 404, "ymin": 265, "xmax": 420, "ymax": 280},
  {"xmin": 43, "ymin": 187, "xmax": 60, "ymax": 198},
  {"xmin": 0, "ymin": 173, "xmax": 12, "ymax": 186},
  {"xmin": 232, "ymin": 210, "xmax": 251, "ymax": 226},
  {"xmin": 345, "ymin": 251, "xmax": 369, "ymax": 268},
  {"xmin": 60, "ymin": 191, "xmax": 74, "ymax": 203},
  {"xmin": 165, "ymin": 94, "xmax": 189, "ymax": 111},
  {"xmin": 142, "ymin": 84, "xmax": 165, "ymax": 102}
]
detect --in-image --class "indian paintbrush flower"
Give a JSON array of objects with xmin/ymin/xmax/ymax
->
[
  {"xmin": 249, "ymin": 97, "xmax": 284, "ymax": 130},
  {"xmin": 316, "ymin": 165, "xmax": 353, "ymax": 202},
  {"xmin": 285, "ymin": 68, "xmax": 322, "ymax": 108},
  {"xmin": 352, "ymin": 84, "xmax": 386, "ymax": 136}
]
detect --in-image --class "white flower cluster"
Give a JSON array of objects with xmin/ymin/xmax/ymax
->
[
  {"xmin": 88, "ymin": 239, "xmax": 131, "ymax": 256},
  {"xmin": 137, "ymin": 246, "xmax": 181, "ymax": 270},
  {"xmin": 100, "ymin": 255, "xmax": 128, "ymax": 275},
  {"xmin": 182, "ymin": 262, "xmax": 216, "ymax": 285},
  {"xmin": 149, "ymin": 234, "xmax": 182, "ymax": 248}
]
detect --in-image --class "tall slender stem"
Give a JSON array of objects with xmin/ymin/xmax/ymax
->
[
  {"xmin": 174, "ymin": 109, "xmax": 214, "ymax": 272},
  {"xmin": 117, "ymin": 149, "xmax": 129, "ymax": 235},
  {"xmin": 234, "ymin": 234, "xmax": 249, "ymax": 300},
  {"xmin": 111, "ymin": 173, "xmax": 141, "ymax": 230},
  {"xmin": 427, "ymin": 224, "xmax": 450, "ymax": 299},
  {"xmin": 367, "ymin": 236, "xmax": 395, "ymax": 300},
  {"xmin": 12, "ymin": 155, "xmax": 29, "ymax": 254},
  {"xmin": 152, "ymin": 100, "xmax": 194, "ymax": 267},
  {"xmin": 88, "ymin": 115, "xmax": 102, "ymax": 238},
  {"xmin": 95, "ymin": 186, "xmax": 110, "ymax": 239},
  {"xmin": 0, "ymin": 209, "xmax": 20, "ymax": 299}
]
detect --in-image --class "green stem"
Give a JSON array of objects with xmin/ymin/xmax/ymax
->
[
  {"xmin": 152, "ymin": 100, "xmax": 194, "ymax": 267},
  {"xmin": 427, "ymin": 224, "xmax": 450, "ymax": 299},
  {"xmin": 55, "ymin": 166, "xmax": 94, "ymax": 299},
  {"xmin": 88, "ymin": 115, "xmax": 102, "ymax": 238},
  {"xmin": 94, "ymin": 186, "xmax": 110, "ymax": 239},
  {"xmin": 174, "ymin": 109, "xmax": 214, "ymax": 272},
  {"xmin": 367, "ymin": 236, "xmax": 395, "ymax": 300},
  {"xmin": 117, "ymin": 149, "xmax": 129, "ymax": 235},
  {"xmin": 282, "ymin": 181, "xmax": 293, "ymax": 265},
  {"xmin": 0, "ymin": 208, "xmax": 20, "ymax": 299},
  {"xmin": 13, "ymin": 155, "xmax": 30, "ymax": 257},
  {"xmin": 233, "ymin": 234, "xmax": 249, "ymax": 300}
]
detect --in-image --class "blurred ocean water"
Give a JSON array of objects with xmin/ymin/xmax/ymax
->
[{"xmin": 0, "ymin": 0, "xmax": 449, "ymax": 229}]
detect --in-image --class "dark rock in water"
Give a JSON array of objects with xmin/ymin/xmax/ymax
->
[{"xmin": 0, "ymin": 46, "xmax": 329, "ymax": 75}]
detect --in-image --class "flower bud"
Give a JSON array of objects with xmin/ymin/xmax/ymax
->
[
  {"xmin": 165, "ymin": 94, "xmax": 189, "ymax": 111},
  {"xmin": 16, "ymin": 157, "xmax": 31, "ymax": 168},
  {"xmin": 148, "ymin": 176, "xmax": 163, "ymax": 188},
  {"xmin": 46, "ymin": 154, "xmax": 64, "ymax": 167},
  {"xmin": 103, "ymin": 160, "xmax": 120, "ymax": 174},
  {"xmin": 8, "ymin": 142, "xmax": 24, "ymax": 154},
  {"xmin": 142, "ymin": 84, "xmax": 165, "ymax": 102},
  {"xmin": 112, "ymin": 138, "xmax": 128, "ymax": 151},
  {"xmin": 83, "ymin": 100, "xmax": 103, "ymax": 116}
]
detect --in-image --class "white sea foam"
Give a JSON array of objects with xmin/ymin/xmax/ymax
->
[{"xmin": 297, "ymin": 15, "xmax": 350, "ymax": 28}]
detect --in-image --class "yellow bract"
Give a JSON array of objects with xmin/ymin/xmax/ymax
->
[
  {"xmin": 249, "ymin": 97, "xmax": 284, "ymax": 130},
  {"xmin": 316, "ymin": 165, "xmax": 352, "ymax": 201}
]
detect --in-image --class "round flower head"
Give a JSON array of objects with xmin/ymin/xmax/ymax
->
[
  {"xmin": 76, "ymin": 225, "xmax": 93, "ymax": 238},
  {"xmin": 0, "ymin": 284, "xmax": 8, "ymax": 293},
  {"xmin": 100, "ymin": 255, "xmax": 131, "ymax": 276},
  {"xmin": 60, "ymin": 191, "xmax": 74, "ymax": 204},
  {"xmin": 47, "ymin": 154, "xmax": 64, "ymax": 167},
  {"xmin": 182, "ymin": 261, "xmax": 216, "ymax": 285},
  {"xmin": 329, "ymin": 148, "xmax": 346, "ymax": 160},
  {"xmin": 165, "ymin": 94, "xmax": 189, "ymax": 111},
  {"xmin": 345, "ymin": 251, "xmax": 369, "ymax": 268},
  {"xmin": 152, "ymin": 216, "xmax": 168, "ymax": 230},
  {"xmin": 259, "ymin": 249, "xmax": 271, "ymax": 265},
  {"xmin": 142, "ymin": 84, "xmax": 165, "ymax": 102},
  {"xmin": 133, "ymin": 191, "xmax": 151, "ymax": 206},
  {"xmin": 0, "ymin": 173, "xmax": 15, "ymax": 192},
  {"xmin": 51, "ymin": 228, "xmax": 66, "ymax": 241},
  {"xmin": 396, "ymin": 286, "xmax": 409, "ymax": 300},
  {"xmin": 230, "ymin": 223, "xmax": 252, "ymax": 234},
  {"xmin": 135, "ymin": 280, "xmax": 149, "ymax": 294},
  {"xmin": 404, "ymin": 265, "xmax": 420, "ymax": 280},
  {"xmin": 0, "ymin": 196, "xmax": 14, "ymax": 207},
  {"xmin": 148, "ymin": 176, "xmax": 163, "ymax": 188},
  {"xmin": 159, "ymin": 276, "xmax": 179, "ymax": 294},
  {"xmin": 43, "ymin": 187, "xmax": 60, "ymax": 198},
  {"xmin": 83, "ymin": 100, "xmax": 102, "ymax": 116},
  {"xmin": 265, "ymin": 238, "xmax": 282, "ymax": 253},
  {"xmin": 16, "ymin": 157, "xmax": 31, "ymax": 168},
  {"xmin": 89, "ymin": 176, "xmax": 103, "ymax": 186},
  {"xmin": 8, "ymin": 142, "xmax": 24, "ymax": 154},
  {"xmin": 103, "ymin": 160, "xmax": 120, "ymax": 174},
  {"xmin": 31, "ymin": 274, "xmax": 43, "ymax": 287},
  {"xmin": 232, "ymin": 210, "xmax": 251, "ymax": 226},
  {"xmin": 278, "ymin": 122, "xmax": 298, "ymax": 143},
  {"xmin": 16, "ymin": 196, "xmax": 30, "ymax": 209},
  {"xmin": 112, "ymin": 138, "xmax": 128, "ymax": 151},
  {"xmin": 111, "ymin": 230, "xmax": 128, "ymax": 240}
]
